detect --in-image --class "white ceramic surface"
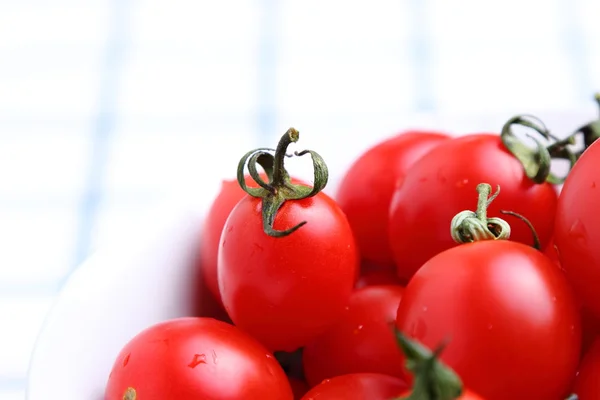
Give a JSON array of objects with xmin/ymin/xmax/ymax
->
[{"xmin": 26, "ymin": 109, "xmax": 596, "ymax": 399}]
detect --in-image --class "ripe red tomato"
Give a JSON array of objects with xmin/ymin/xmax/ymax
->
[
  {"xmin": 554, "ymin": 139, "xmax": 600, "ymax": 320},
  {"xmin": 335, "ymin": 131, "xmax": 449, "ymax": 268},
  {"xmin": 395, "ymin": 240, "xmax": 581, "ymax": 400},
  {"xmin": 300, "ymin": 373, "xmax": 408, "ymax": 400},
  {"xmin": 198, "ymin": 173, "xmax": 305, "ymax": 310},
  {"xmin": 388, "ymin": 133, "xmax": 557, "ymax": 281},
  {"xmin": 303, "ymin": 285, "xmax": 407, "ymax": 387},
  {"xmin": 574, "ymin": 338, "xmax": 600, "ymax": 399},
  {"xmin": 104, "ymin": 317, "xmax": 293, "ymax": 400},
  {"xmin": 219, "ymin": 128, "xmax": 359, "ymax": 352},
  {"xmin": 219, "ymin": 191, "xmax": 358, "ymax": 352}
]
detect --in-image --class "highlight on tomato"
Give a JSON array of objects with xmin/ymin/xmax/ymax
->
[
  {"xmin": 104, "ymin": 317, "xmax": 294, "ymax": 400},
  {"xmin": 395, "ymin": 183, "xmax": 581, "ymax": 400},
  {"xmin": 218, "ymin": 128, "xmax": 359, "ymax": 352}
]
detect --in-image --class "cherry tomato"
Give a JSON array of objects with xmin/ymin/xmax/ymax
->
[
  {"xmin": 104, "ymin": 317, "xmax": 293, "ymax": 400},
  {"xmin": 555, "ymin": 139, "xmax": 600, "ymax": 320},
  {"xmin": 395, "ymin": 240, "xmax": 581, "ymax": 400},
  {"xmin": 198, "ymin": 174, "xmax": 305, "ymax": 310},
  {"xmin": 335, "ymin": 131, "xmax": 449, "ymax": 268},
  {"xmin": 303, "ymin": 285, "xmax": 406, "ymax": 387},
  {"xmin": 219, "ymin": 191, "xmax": 358, "ymax": 352},
  {"xmin": 388, "ymin": 133, "xmax": 557, "ymax": 281},
  {"xmin": 300, "ymin": 373, "xmax": 408, "ymax": 400},
  {"xmin": 219, "ymin": 129, "xmax": 359, "ymax": 352},
  {"xmin": 574, "ymin": 338, "xmax": 600, "ymax": 399}
]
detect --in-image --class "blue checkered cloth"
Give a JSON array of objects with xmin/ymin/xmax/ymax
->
[{"xmin": 0, "ymin": 0, "xmax": 598, "ymax": 398}]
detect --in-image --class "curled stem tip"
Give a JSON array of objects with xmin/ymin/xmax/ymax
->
[
  {"xmin": 236, "ymin": 127, "xmax": 329, "ymax": 238},
  {"xmin": 450, "ymin": 183, "xmax": 511, "ymax": 245},
  {"xmin": 500, "ymin": 115, "xmax": 572, "ymax": 184},
  {"xmin": 499, "ymin": 210, "xmax": 541, "ymax": 250}
]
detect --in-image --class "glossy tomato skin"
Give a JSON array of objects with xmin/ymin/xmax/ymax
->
[
  {"xmin": 218, "ymin": 191, "xmax": 359, "ymax": 352},
  {"xmin": 555, "ymin": 139, "xmax": 600, "ymax": 320},
  {"xmin": 396, "ymin": 240, "xmax": 581, "ymax": 400},
  {"xmin": 104, "ymin": 317, "xmax": 293, "ymax": 400},
  {"xmin": 574, "ymin": 338, "xmax": 600, "ymax": 399},
  {"xmin": 303, "ymin": 285, "xmax": 406, "ymax": 387},
  {"xmin": 336, "ymin": 131, "xmax": 449, "ymax": 268},
  {"xmin": 388, "ymin": 133, "xmax": 557, "ymax": 281},
  {"xmin": 198, "ymin": 174, "xmax": 303, "ymax": 310},
  {"xmin": 300, "ymin": 373, "xmax": 408, "ymax": 400}
]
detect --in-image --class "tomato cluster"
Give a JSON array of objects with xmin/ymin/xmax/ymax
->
[{"xmin": 105, "ymin": 96, "xmax": 600, "ymax": 400}]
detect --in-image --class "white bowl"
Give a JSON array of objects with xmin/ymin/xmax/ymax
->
[{"xmin": 26, "ymin": 109, "xmax": 596, "ymax": 399}]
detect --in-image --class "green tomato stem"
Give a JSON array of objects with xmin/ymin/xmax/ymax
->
[
  {"xmin": 393, "ymin": 329, "xmax": 463, "ymax": 400},
  {"xmin": 123, "ymin": 387, "xmax": 137, "ymax": 400},
  {"xmin": 236, "ymin": 127, "xmax": 329, "ymax": 238},
  {"xmin": 450, "ymin": 183, "xmax": 511, "ymax": 244},
  {"xmin": 501, "ymin": 93, "xmax": 600, "ymax": 185}
]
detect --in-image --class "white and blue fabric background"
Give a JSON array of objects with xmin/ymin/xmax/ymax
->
[{"xmin": 0, "ymin": 0, "xmax": 598, "ymax": 398}]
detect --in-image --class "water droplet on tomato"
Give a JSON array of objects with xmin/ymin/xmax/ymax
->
[
  {"xmin": 266, "ymin": 354, "xmax": 273, "ymax": 359},
  {"xmin": 411, "ymin": 318, "xmax": 427, "ymax": 338},
  {"xmin": 552, "ymin": 296, "xmax": 557, "ymax": 302},
  {"xmin": 321, "ymin": 379, "xmax": 331, "ymax": 384},
  {"xmin": 422, "ymin": 306, "xmax": 428, "ymax": 312},
  {"xmin": 437, "ymin": 169, "xmax": 447, "ymax": 183},
  {"xmin": 568, "ymin": 219, "xmax": 587, "ymax": 244},
  {"xmin": 123, "ymin": 353, "xmax": 131, "ymax": 367},
  {"xmin": 455, "ymin": 178, "xmax": 469, "ymax": 188},
  {"xmin": 188, "ymin": 353, "xmax": 207, "ymax": 368}
]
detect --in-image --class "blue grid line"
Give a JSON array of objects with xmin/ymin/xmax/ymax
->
[
  {"xmin": 408, "ymin": 0, "xmax": 435, "ymax": 112},
  {"xmin": 257, "ymin": 0, "xmax": 279, "ymax": 143},
  {"xmin": 0, "ymin": 377, "xmax": 27, "ymax": 392},
  {"xmin": 70, "ymin": 0, "xmax": 130, "ymax": 275},
  {"xmin": 560, "ymin": 0, "xmax": 593, "ymax": 103}
]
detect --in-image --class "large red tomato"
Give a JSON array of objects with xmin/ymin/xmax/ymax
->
[
  {"xmin": 335, "ymin": 131, "xmax": 449, "ymax": 268},
  {"xmin": 300, "ymin": 373, "xmax": 407, "ymax": 400},
  {"xmin": 388, "ymin": 133, "xmax": 557, "ymax": 281},
  {"xmin": 573, "ymin": 338, "xmax": 600, "ymax": 399},
  {"xmin": 554, "ymin": 139, "xmax": 600, "ymax": 320},
  {"xmin": 218, "ymin": 128, "xmax": 359, "ymax": 352},
  {"xmin": 303, "ymin": 285, "xmax": 406, "ymax": 387},
  {"xmin": 395, "ymin": 240, "xmax": 581, "ymax": 400},
  {"xmin": 104, "ymin": 318, "xmax": 293, "ymax": 400}
]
